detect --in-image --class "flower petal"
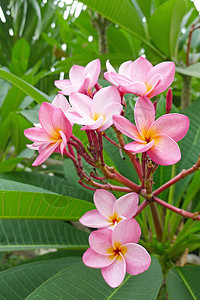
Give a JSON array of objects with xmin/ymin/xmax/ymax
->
[
  {"xmin": 54, "ymin": 79, "xmax": 71, "ymax": 90},
  {"xmin": 83, "ymin": 247, "xmax": 115, "ymax": 268},
  {"xmin": 124, "ymin": 140, "xmax": 154, "ymax": 153},
  {"xmin": 97, "ymin": 103, "xmax": 123, "ymax": 132},
  {"xmin": 106, "ymin": 60, "xmax": 116, "ymax": 73},
  {"xmin": 84, "ymin": 59, "xmax": 101, "ymax": 87},
  {"xmin": 145, "ymin": 62, "xmax": 175, "ymax": 98},
  {"xmin": 24, "ymin": 127, "xmax": 52, "ymax": 142},
  {"xmin": 121, "ymin": 243, "xmax": 151, "ymax": 275},
  {"xmin": 101, "ymin": 254, "xmax": 126, "ymax": 288},
  {"xmin": 69, "ymin": 92, "xmax": 92, "ymax": 118},
  {"xmin": 89, "ymin": 228, "xmax": 113, "ymax": 255},
  {"xmin": 81, "ymin": 115, "xmax": 104, "ymax": 130},
  {"xmin": 131, "ymin": 57, "xmax": 153, "ymax": 82},
  {"xmin": 134, "ymin": 96, "xmax": 155, "ymax": 138},
  {"xmin": 113, "ymin": 115, "xmax": 144, "ymax": 142},
  {"xmin": 112, "ymin": 219, "xmax": 141, "ymax": 248},
  {"xmin": 119, "ymin": 82, "xmax": 147, "ymax": 95},
  {"xmin": 148, "ymin": 114, "xmax": 190, "ymax": 142},
  {"xmin": 146, "ymin": 134, "xmax": 181, "ymax": 165},
  {"xmin": 79, "ymin": 210, "xmax": 111, "ymax": 228},
  {"xmin": 114, "ymin": 192, "xmax": 139, "ymax": 218},
  {"xmin": 69, "ymin": 65, "xmax": 85, "ymax": 84},
  {"xmin": 145, "ymin": 73, "xmax": 162, "ymax": 98},
  {"xmin": 32, "ymin": 141, "xmax": 60, "ymax": 166},
  {"xmin": 52, "ymin": 94, "xmax": 71, "ymax": 112},
  {"xmin": 39, "ymin": 102, "xmax": 56, "ymax": 136},
  {"xmin": 59, "ymin": 84, "xmax": 80, "ymax": 95},
  {"xmin": 118, "ymin": 60, "xmax": 133, "ymax": 78},
  {"xmin": 52, "ymin": 108, "xmax": 72, "ymax": 141},
  {"xmin": 94, "ymin": 189, "xmax": 116, "ymax": 219},
  {"xmin": 92, "ymin": 86, "xmax": 121, "ymax": 115}
]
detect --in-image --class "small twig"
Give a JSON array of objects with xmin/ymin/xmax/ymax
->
[
  {"xmin": 133, "ymin": 200, "xmax": 149, "ymax": 217},
  {"xmin": 153, "ymin": 196, "xmax": 200, "ymax": 221},
  {"xmin": 102, "ymin": 132, "xmax": 120, "ymax": 148},
  {"xmin": 154, "ymin": 155, "xmax": 200, "ymax": 196},
  {"xmin": 186, "ymin": 21, "xmax": 200, "ymax": 66}
]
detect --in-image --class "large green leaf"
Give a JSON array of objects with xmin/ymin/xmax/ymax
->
[
  {"xmin": 149, "ymin": 0, "xmax": 188, "ymax": 57},
  {"xmin": 176, "ymin": 63, "xmax": 200, "ymax": 78},
  {"xmin": 9, "ymin": 38, "xmax": 30, "ymax": 76},
  {"xmin": 0, "ymin": 219, "xmax": 89, "ymax": 251},
  {"xmin": 0, "ymin": 190, "xmax": 94, "ymax": 220},
  {"xmin": 26, "ymin": 256, "xmax": 162, "ymax": 299},
  {"xmin": 167, "ymin": 265, "xmax": 200, "ymax": 300},
  {"xmin": 0, "ymin": 68, "xmax": 50, "ymax": 104},
  {"xmin": 0, "ymin": 257, "xmax": 81, "ymax": 300}
]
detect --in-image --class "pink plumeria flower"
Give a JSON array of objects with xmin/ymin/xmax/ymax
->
[
  {"xmin": 68, "ymin": 86, "xmax": 123, "ymax": 131},
  {"xmin": 83, "ymin": 219, "xmax": 151, "ymax": 288},
  {"xmin": 79, "ymin": 189, "xmax": 139, "ymax": 229},
  {"xmin": 104, "ymin": 57, "xmax": 175, "ymax": 98},
  {"xmin": 24, "ymin": 102, "xmax": 72, "ymax": 166},
  {"xmin": 54, "ymin": 59, "xmax": 101, "ymax": 96},
  {"xmin": 113, "ymin": 96, "xmax": 190, "ymax": 165}
]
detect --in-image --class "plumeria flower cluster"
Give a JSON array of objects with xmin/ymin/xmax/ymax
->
[
  {"xmin": 24, "ymin": 57, "xmax": 197, "ymax": 289},
  {"xmin": 80, "ymin": 190, "xmax": 151, "ymax": 288}
]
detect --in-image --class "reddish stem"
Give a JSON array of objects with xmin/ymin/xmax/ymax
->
[
  {"xmin": 133, "ymin": 200, "xmax": 149, "ymax": 217},
  {"xmin": 153, "ymin": 196, "xmax": 200, "ymax": 221},
  {"xmin": 102, "ymin": 132, "xmax": 120, "ymax": 148},
  {"xmin": 154, "ymin": 155, "xmax": 200, "ymax": 196}
]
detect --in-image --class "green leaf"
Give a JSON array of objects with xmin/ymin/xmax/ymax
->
[
  {"xmin": 149, "ymin": 0, "xmax": 188, "ymax": 57},
  {"xmin": 0, "ymin": 158, "xmax": 24, "ymax": 173},
  {"xmin": 26, "ymin": 256, "xmax": 162, "ymax": 299},
  {"xmin": 9, "ymin": 38, "xmax": 30, "ymax": 76},
  {"xmin": 176, "ymin": 63, "xmax": 200, "ymax": 78},
  {"xmin": 0, "ymin": 219, "xmax": 89, "ymax": 251},
  {"xmin": 0, "ymin": 190, "xmax": 94, "ymax": 220},
  {"xmin": 0, "ymin": 257, "xmax": 81, "ymax": 300},
  {"xmin": 0, "ymin": 68, "xmax": 50, "ymax": 104},
  {"xmin": 167, "ymin": 265, "xmax": 200, "ymax": 300}
]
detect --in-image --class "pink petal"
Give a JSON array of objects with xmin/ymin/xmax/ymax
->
[
  {"xmin": 78, "ymin": 76, "xmax": 91, "ymax": 94},
  {"xmin": 148, "ymin": 114, "xmax": 190, "ymax": 142},
  {"xmin": 59, "ymin": 84, "xmax": 80, "ymax": 95},
  {"xmin": 94, "ymin": 190, "xmax": 116, "ymax": 220},
  {"xmin": 69, "ymin": 92, "xmax": 92, "ymax": 118},
  {"xmin": 83, "ymin": 247, "xmax": 115, "ymax": 268},
  {"xmin": 112, "ymin": 219, "xmax": 141, "ymax": 248},
  {"xmin": 97, "ymin": 103, "xmax": 123, "ymax": 132},
  {"xmin": 59, "ymin": 131, "xmax": 67, "ymax": 157},
  {"xmin": 118, "ymin": 82, "xmax": 147, "ymax": 96},
  {"xmin": 121, "ymin": 243, "xmax": 151, "ymax": 275},
  {"xmin": 52, "ymin": 94, "xmax": 71, "ymax": 112},
  {"xmin": 131, "ymin": 57, "xmax": 153, "ymax": 82},
  {"xmin": 89, "ymin": 228, "xmax": 113, "ymax": 255},
  {"xmin": 81, "ymin": 115, "xmax": 104, "ymax": 130},
  {"xmin": 113, "ymin": 115, "xmax": 144, "ymax": 142},
  {"xmin": 106, "ymin": 60, "xmax": 116, "ymax": 73},
  {"xmin": 124, "ymin": 140, "xmax": 154, "ymax": 153},
  {"xmin": 52, "ymin": 108, "xmax": 72, "ymax": 140},
  {"xmin": 39, "ymin": 102, "xmax": 56, "ymax": 136},
  {"xmin": 79, "ymin": 210, "xmax": 111, "ymax": 228},
  {"xmin": 101, "ymin": 254, "xmax": 126, "ymax": 288},
  {"xmin": 109, "ymin": 72, "xmax": 133, "ymax": 85},
  {"xmin": 118, "ymin": 61, "xmax": 133, "ymax": 78},
  {"xmin": 114, "ymin": 192, "xmax": 139, "ymax": 218},
  {"xmin": 145, "ymin": 62, "xmax": 175, "ymax": 98},
  {"xmin": 84, "ymin": 59, "xmax": 101, "ymax": 87},
  {"xmin": 104, "ymin": 72, "xmax": 117, "ymax": 86},
  {"xmin": 134, "ymin": 96, "xmax": 155, "ymax": 138},
  {"xmin": 69, "ymin": 65, "xmax": 85, "ymax": 84},
  {"xmin": 32, "ymin": 141, "xmax": 60, "ymax": 166},
  {"xmin": 24, "ymin": 127, "xmax": 52, "ymax": 142},
  {"xmin": 92, "ymin": 86, "xmax": 121, "ymax": 115},
  {"xmin": 145, "ymin": 73, "xmax": 162, "ymax": 97},
  {"xmin": 146, "ymin": 134, "xmax": 181, "ymax": 165},
  {"xmin": 54, "ymin": 79, "xmax": 71, "ymax": 90}
]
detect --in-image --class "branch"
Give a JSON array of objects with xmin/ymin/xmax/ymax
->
[
  {"xmin": 154, "ymin": 155, "xmax": 200, "ymax": 196},
  {"xmin": 81, "ymin": 178, "xmax": 133, "ymax": 193},
  {"xmin": 153, "ymin": 196, "xmax": 200, "ymax": 221}
]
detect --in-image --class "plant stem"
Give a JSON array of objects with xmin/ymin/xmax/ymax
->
[
  {"xmin": 153, "ymin": 155, "xmax": 200, "ymax": 196},
  {"xmin": 153, "ymin": 196, "xmax": 200, "ymax": 221},
  {"xmin": 149, "ymin": 202, "xmax": 163, "ymax": 241}
]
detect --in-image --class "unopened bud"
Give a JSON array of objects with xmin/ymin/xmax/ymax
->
[{"xmin": 166, "ymin": 88, "xmax": 173, "ymax": 114}]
